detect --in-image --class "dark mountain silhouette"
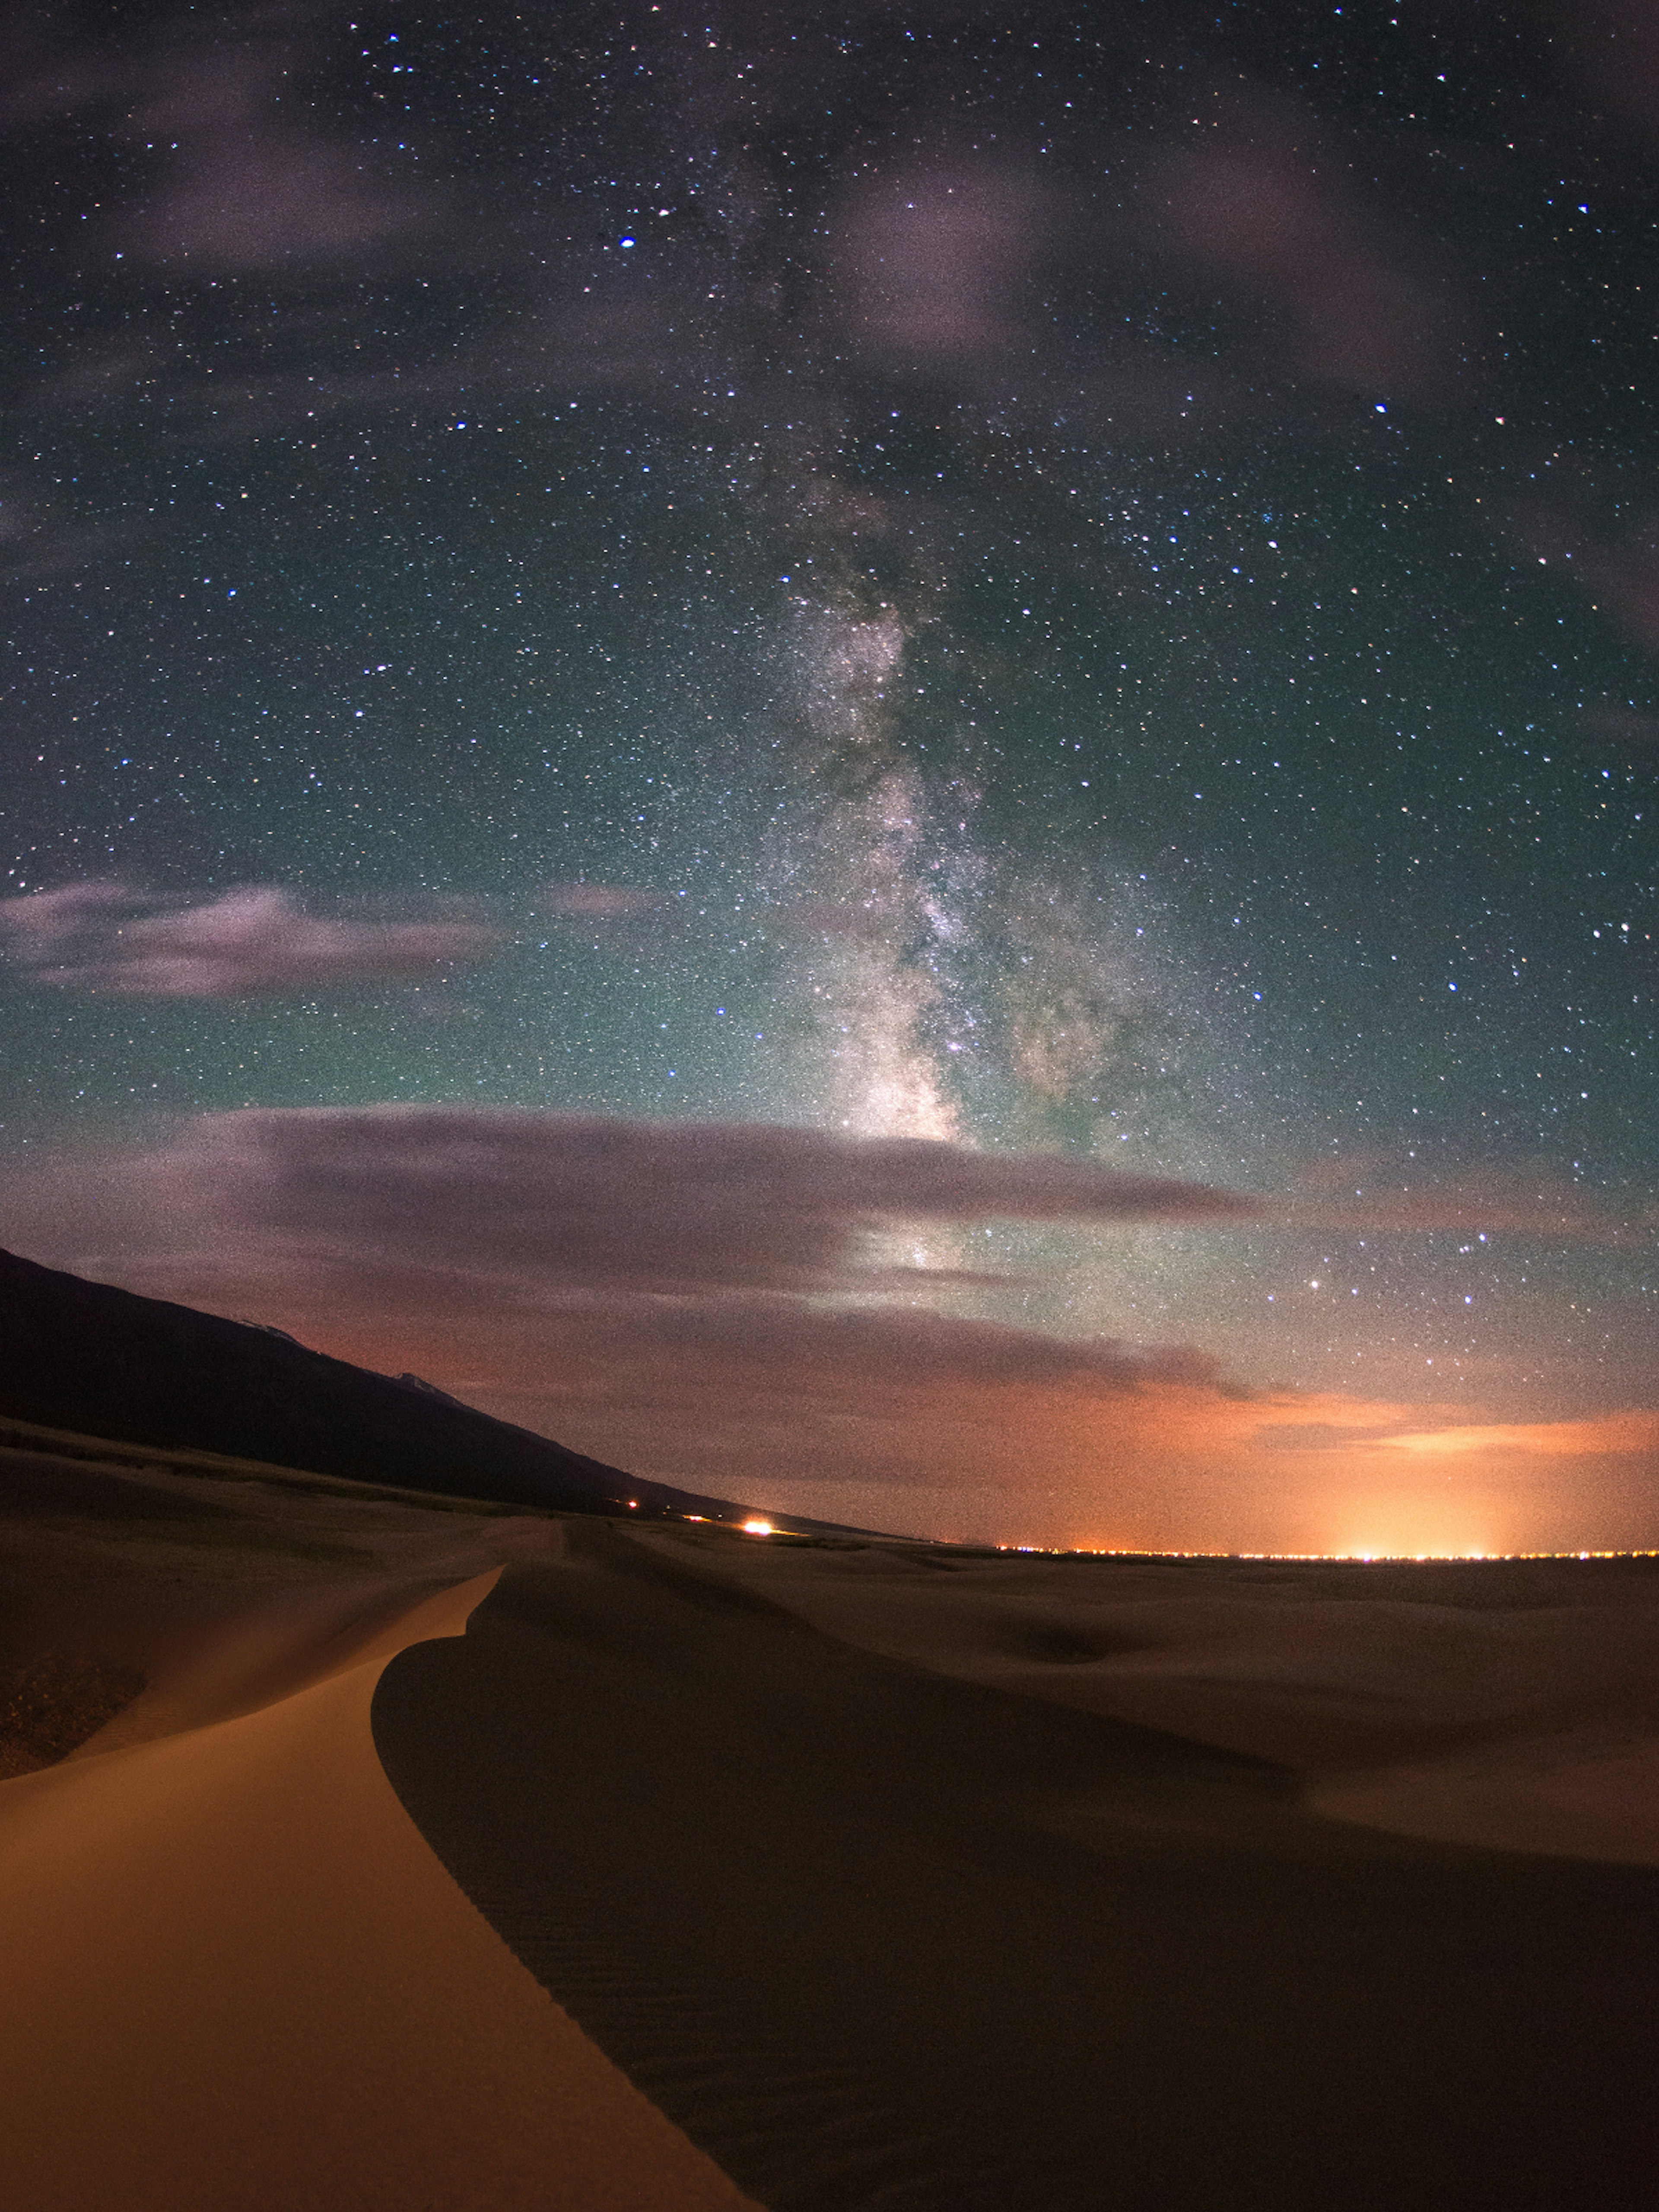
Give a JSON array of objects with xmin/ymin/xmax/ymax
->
[{"xmin": 0, "ymin": 1245, "xmax": 750, "ymax": 1522}]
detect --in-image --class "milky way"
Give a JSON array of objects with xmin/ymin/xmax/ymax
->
[{"xmin": 3, "ymin": 1, "xmax": 1658, "ymax": 1552}]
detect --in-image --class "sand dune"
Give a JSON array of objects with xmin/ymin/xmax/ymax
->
[
  {"xmin": 375, "ymin": 1524, "xmax": 1659, "ymax": 2211},
  {"xmin": 681, "ymin": 1531, "xmax": 1659, "ymax": 1863},
  {"xmin": 6, "ymin": 1437, "xmax": 1659, "ymax": 2209},
  {"xmin": 0, "ymin": 1547, "xmax": 756, "ymax": 2212},
  {"xmin": 1312, "ymin": 1724, "xmax": 1659, "ymax": 1862}
]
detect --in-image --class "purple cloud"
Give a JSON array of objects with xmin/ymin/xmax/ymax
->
[
  {"xmin": 1151, "ymin": 111, "xmax": 1456, "ymax": 400},
  {"xmin": 208, "ymin": 1107, "xmax": 1261, "ymax": 1294},
  {"xmin": 137, "ymin": 135, "xmax": 423, "ymax": 270},
  {"xmin": 12, "ymin": 1106, "xmax": 1260, "ymax": 1306},
  {"xmin": 1291, "ymin": 1158, "xmax": 1648, "ymax": 1244},
  {"xmin": 0, "ymin": 881, "xmax": 135, "ymax": 955},
  {"xmin": 6, "ymin": 28, "xmax": 432, "ymax": 273},
  {"xmin": 833, "ymin": 167, "xmax": 1054, "ymax": 369},
  {"xmin": 1, "ymin": 885, "xmax": 496, "ymax": 996},
  {"xmin": 3, "ymin": 1107, "xmax": 1264, "ymax": 1534}
]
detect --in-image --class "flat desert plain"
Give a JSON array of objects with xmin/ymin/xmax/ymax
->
[{"xmin": 4, "ymin": 1430, "xmax": 1657, "ymax": 2210}]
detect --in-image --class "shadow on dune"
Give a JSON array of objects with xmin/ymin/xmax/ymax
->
[
  {"xmin": 373, "ymin": 1522, "xmax": 1659, "ymax": 2212},
  {"xmin": 0, "ymin": 1563, "xmax": 756, "ymax": 2212}
]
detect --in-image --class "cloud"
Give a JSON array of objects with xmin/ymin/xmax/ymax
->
[
  {"xmin": 6, "ymin": 28, "xmax": 432, "ymax": 273},
  {"xmin": 8, "ymin": 1104, "xmax": 1655, "ymax": 1552},
  {"xmin": 0, "ymin": 882, "xmax": 135, "ymax": 955},
  {"xmin": 1150, "ymin": 110, "xmax": 1456, "ymax": 400},
  {"xmin": 1374, "ymin": 1412, "xmax": 1659, "ymax": 1462},
  {"xmin": 0, "ymin": 885, "xmax": 496, "ymax": 996},
  {"xmin": 37, "ymin": 1106, "xmax": 1257, "ymax": 1298},
  {"xmin": 127, "ymin": 48, "xmax": 431, "ymax": 271},
  {"xmin": 506, "ymin": 1293, "xmax": 1239, "ymax": 1408},
  {"xmin": 0, "ymin": 468, "xmax": 140, "ymax": 576},
  {"xmin": 542, "ymin": 884, "xmax": 666, "ymax": 918},
  {"xmin": 1495, "ymin": 481, "xmax": 1659, "ymax": 664},
  {"xmin": 391, "ymin": 1295, "xmax": 1659, "ymax": 1553},
  {"xmin": 833, "ymin": 167, "xmax": 1054, "ymax": 368},
  {"xmin": 1, "ymin": 1106, "xmax": 1264, "ymax": 1537},
  {"xmin": 1290, "ymin": 1160, "xmax": 1653, "ymax": 1245},
  {"xmin": 1570, "ymin": 3, "xmax": 1659, "ymax": 137},
  {"xmin": 137, "ymin": 135, "xmax": 424, "ymax": 270}
]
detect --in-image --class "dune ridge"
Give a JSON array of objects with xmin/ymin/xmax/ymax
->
[
  {"xmin": 373, "ymin": 1524, "xmax": 1659, "ymax": 2212},
  {"xmin": 0, "ymin": 1556, "xmax": 758, "ymax": 2212}
]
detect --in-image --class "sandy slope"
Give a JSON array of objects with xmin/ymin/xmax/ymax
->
[
  {"xmin": 680, "ymin": 1533, "xmax": 1659, "ymax": 1865},
  {"xmin": 374, "ymin": 1524, "xmax": 1659, "ymax": 2212},
  {"xmin": 1310, "ymin": 1723, "xmax": 1659, "ymax": 1860},
  {"xmin": 0, "ymin": 1556, "xmax": 756, "ymax": 2212}
]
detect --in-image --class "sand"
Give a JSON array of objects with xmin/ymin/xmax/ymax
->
[
  {"xmin": 375, "ymin": 1522, "xmax": 1659, "ymax": 2212},
  {"xmin": 0, "ymin": 1447, "xmax": 756, "ymax": 2212},
  {"xmin": 670, "ymin": 1532, "xmax": 1659, "ymax": 1864},
  {"xmin": 7, "ymin": 1438, "xmax": 1659, "ymax": 2209}
]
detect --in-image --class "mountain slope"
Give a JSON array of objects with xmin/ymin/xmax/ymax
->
[{"xmin": 0, "ymin": 1246, "xmax": 683, "ymax": 1517}]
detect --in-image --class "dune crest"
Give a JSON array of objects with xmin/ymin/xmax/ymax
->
[{"xmin": 0, "ymin": 1564, "xmax": 758, "ymax": 2212}]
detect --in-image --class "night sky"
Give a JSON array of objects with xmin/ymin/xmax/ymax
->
[{"xmin": 5, "ymin": 0, "xmax": 1659, "ymax": 1554}]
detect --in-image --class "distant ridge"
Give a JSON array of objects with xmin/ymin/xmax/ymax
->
[{"xmin": 0, "ymin": 1246, "xmax": 757, "ymax": 1524}]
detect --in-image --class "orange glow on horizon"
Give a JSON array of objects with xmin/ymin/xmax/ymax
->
[{"xmin": 1374, "ymin": 1410, "xmax": 1659, "ymax": 1460}]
